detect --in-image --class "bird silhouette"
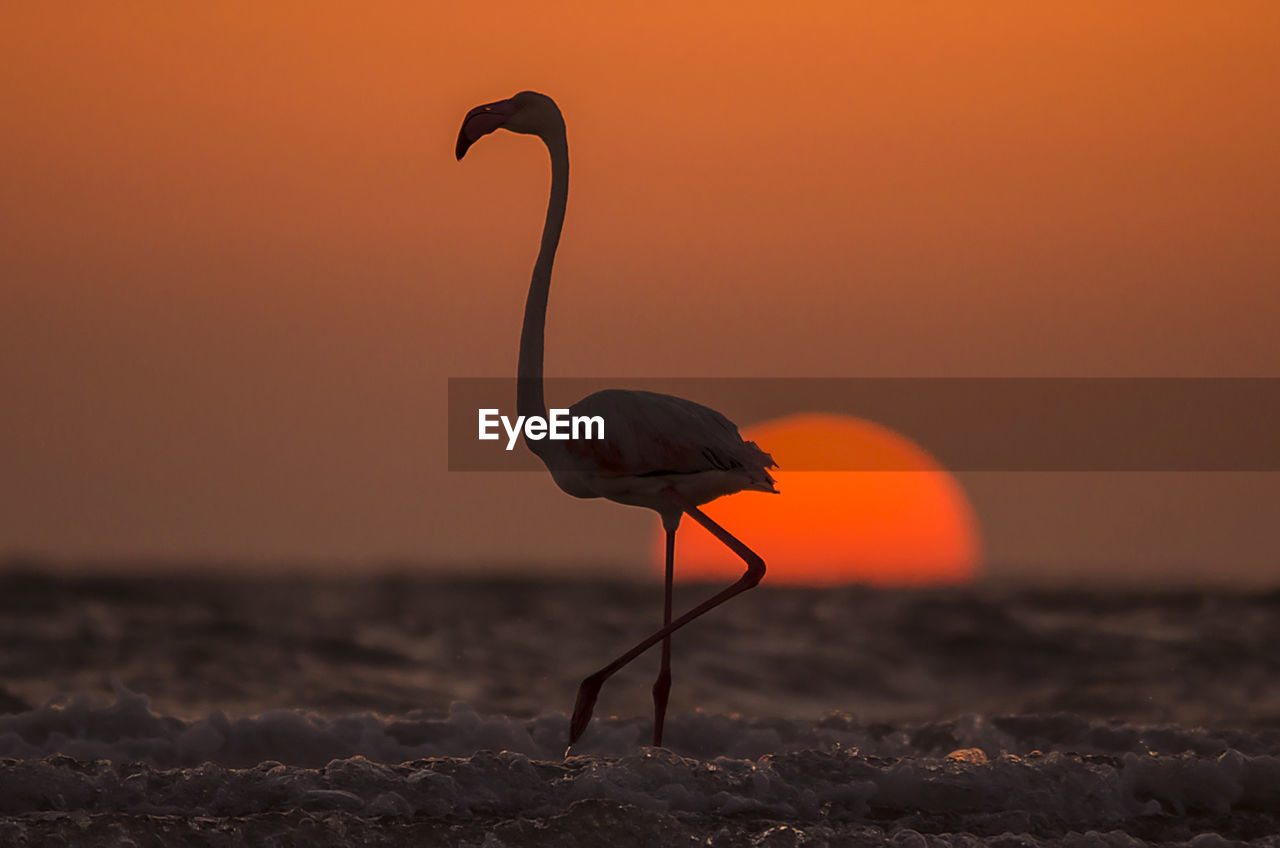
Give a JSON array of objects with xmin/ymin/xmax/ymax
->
[{"xmin": 457, "ymin": 91, "xmax": 777, "ymax": 748}]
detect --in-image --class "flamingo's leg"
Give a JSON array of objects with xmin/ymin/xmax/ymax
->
[
  {"xmin": 569, "ymin": 487, "xmax": 765, "ymax": 747},
  {"xmin": 652, "ymin": 524, "xmax": 676, "ymax": 746}
]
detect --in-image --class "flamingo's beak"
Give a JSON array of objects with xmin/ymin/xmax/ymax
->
[{"xmin": 456, "ymin": 98, "xmax": 520, "ymax": 160}]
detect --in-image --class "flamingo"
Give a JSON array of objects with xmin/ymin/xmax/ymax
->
[{"xmin": 456, "ymin": 91, "xmax": 778, "ymax": 748}]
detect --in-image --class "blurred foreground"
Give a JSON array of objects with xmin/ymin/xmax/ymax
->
[{"xmin": 1, "ymin": 572, "xmax": 1279, "ymax": 846}]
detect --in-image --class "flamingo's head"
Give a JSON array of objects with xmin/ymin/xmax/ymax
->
[{"xmin": 456, "ymin": 91, "xmax": 562, "ymax": 160}]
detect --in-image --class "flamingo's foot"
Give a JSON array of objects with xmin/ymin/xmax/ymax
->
[
  {"xmin": 651, "ymin": 668, "xmax": 671, "ymax": 747},
  {"xmin": 568, "ymin": 672, "xmax": 605, "ymax": 747}
]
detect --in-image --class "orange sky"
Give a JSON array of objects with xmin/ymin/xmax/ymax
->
[{"xmin": 2, "ymin": 3, "xmax": 1278, "ymax": 582}]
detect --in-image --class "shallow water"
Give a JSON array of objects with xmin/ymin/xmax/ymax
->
[{"xmin": 2, "ymin": 573, "xmax": 1279, "ymax": 846}]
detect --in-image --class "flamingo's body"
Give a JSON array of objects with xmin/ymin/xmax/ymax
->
[
  {"xmin": 457, "ymin": 91, "xmax": 776, "ymax": 748},
  {"xmin": 553, "ymin": 389, "xmax": 777, "ymax": 514}
]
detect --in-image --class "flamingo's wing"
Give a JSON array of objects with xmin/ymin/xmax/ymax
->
[{"xmin": 563, "ymin": 389, "xmax": 776, "ymax": 488}]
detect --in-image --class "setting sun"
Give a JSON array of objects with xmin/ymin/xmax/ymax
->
[{"xmin": 659, "ymin": 413, "xmax": 981, "ymax": 586}]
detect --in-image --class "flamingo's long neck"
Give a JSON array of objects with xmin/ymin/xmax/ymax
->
[{"xmin": 517, "ymin": 120, "xmax": 567, "ymax": 455}]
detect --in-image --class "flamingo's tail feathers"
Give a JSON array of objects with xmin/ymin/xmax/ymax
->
[{"xmin": 740, "ymin": 444, "xmax": 779, "ymax": 493}]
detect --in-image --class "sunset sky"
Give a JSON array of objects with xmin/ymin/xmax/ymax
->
[{"xmin": 2, "ymin": 3, "xmax": 1277, "ymax": 584}]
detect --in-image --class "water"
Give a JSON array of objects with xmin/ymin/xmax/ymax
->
[{"xmin": 1, "ymin": 572, "xmax": 1279, "ymax": 845}]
